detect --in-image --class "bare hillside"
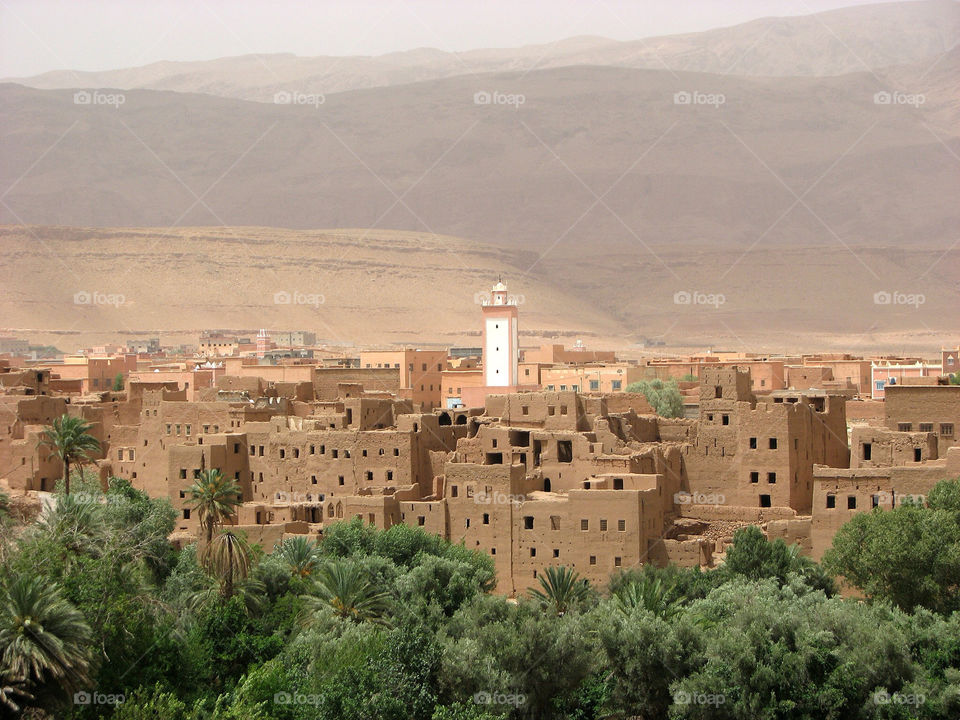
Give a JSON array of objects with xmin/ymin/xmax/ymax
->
[
  {"xmin": 1, "ymin": 57, "xmax": 957, "ymax": 249},
  {"xmin": 5, "ymin": 1, "xmax": 958, "ymax": 101},
  {"xmin": 1, "ymin": 226, "xmax": 955, "ymax": 354}
]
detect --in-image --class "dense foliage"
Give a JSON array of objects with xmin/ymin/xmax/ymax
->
[
  {"xmin": 625, "ymin": 379, "xmax": 685, "ymax": 418},
  {"xmin": 2, "ymin": 476, "xmax": 959, "ymax": 719}
]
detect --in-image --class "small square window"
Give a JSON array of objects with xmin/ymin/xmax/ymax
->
[
  {"xmin": 617, "ymin": 519, "xmax": 625, "ymax": 531},
  {"xmin": 847, "ymin": 496, "xmax": 856, "ymax": 510},
  {"xmin": 826, "ymin": 494, "xmax": 836, "ymax": 508},
  {"xmin": 523, "ymin": 516, "xmax": 534, "ymax": 529},
  {"xmin": 750, "ymin": 471, "xmax": 759, "ymax": 483},
  {"xmin": 769, "ymin": 438, "xmax": 778, "ymax": 449},
  {"xmin": 599, "ymin": 519, "xmax": 608, "ymax": 532},
  {"xmin": 553, "ymin": 548, "xmax": 559, "ymax": 558},
  {"xmin": 589, "ymin": 555, "xmax": 597, "ymax": 565},
  {"xmin": 580, "ymin": 519, "xmax": 589, "ymax": 531},
  {"xmin": 767, "ymin": 472, "xmax": 776, "ymax": 484},
  {"xmin": 749, "ymin": 437, "xmax": 757, "ymax": 449}
]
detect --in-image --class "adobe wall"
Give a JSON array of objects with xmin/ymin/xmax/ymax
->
[
  {"xmin": 884, "ymin": 385, "xmax": 960, "ymax": 454},
  {"xmin": 850, "ymin": 426, "xmax": 938, "ymax": 468},
  {"xmin": 765, "ymin": 517, "xmax": 813, "ymax": 554},
  {"xmin": 314, "ymin": 367, "xmax": 400, "ymax": 402},
  {"xmin": 811, "ymin": 448, "xmax": 960, "ymax": 559}
]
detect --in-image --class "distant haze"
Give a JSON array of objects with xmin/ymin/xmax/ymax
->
[{"xmin": 0, "ymin": 0, "xmax": 930, "ymax": 77}]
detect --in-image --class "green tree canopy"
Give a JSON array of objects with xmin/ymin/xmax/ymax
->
[
  {"xmin": 625, "ymin": 378, "xmax": 685, "ymax": 417},
  {"xmin": 823, "ymin": 478, "xmax": 960, "ymax": 613}
]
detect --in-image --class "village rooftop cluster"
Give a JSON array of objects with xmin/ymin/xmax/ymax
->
[{"xmin": 1, "ymin": 283, "xmax": 958, "ymax": 594}]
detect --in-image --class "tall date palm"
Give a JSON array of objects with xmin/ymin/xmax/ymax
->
[
  {"xmin": 37, "ymin": 415, "xmax": 100, "ymax": 495},
  {"xmin": 186, "ymin": 469, "xmax": 241, "ymax": 548}
]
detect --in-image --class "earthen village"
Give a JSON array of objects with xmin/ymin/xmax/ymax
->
[{"xmin": 3, "ymin": 281, "xmax": 957, "ymax": 595}]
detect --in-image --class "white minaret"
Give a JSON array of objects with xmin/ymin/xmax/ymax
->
[{"xmin": 481, "ymin": 279, "xmax": 519, "ymax": 387}]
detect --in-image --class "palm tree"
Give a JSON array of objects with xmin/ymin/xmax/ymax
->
[
  {"xmin": 0, "ymin": 575, "xmax": 93, "ymax": 712},
  {"xmin": 528, "ymin": 565, "xmax": 592, "ymax": 616},
  {"xmin": 207, "ymin": 530, "xmax": 253, "ymax": 599},
  {"xmin": 35, "ymin": 492, "xmax": 105, "ymax": 559},
  {"xmin": 612, "ymin": 576, "xmax": 680, "ymax": 619},
  {"xmin": 276, "ymin": 536, "xmax": 320, "ymax": 579},
  {"xmin": 36, "ymin": 415, "xmax": 100, "ymax": 495},
  {"xmin": 186, "ymin": 469, "xmax": 241, "ymax": 548},
  {"xmin": 303, "ymin": 562, "xmax": 391, "ymax": 625}
]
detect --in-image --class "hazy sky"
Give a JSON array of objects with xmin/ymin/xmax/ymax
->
[{"xmin": 0, "ymin": 0, "xmax": 921, "ymax": 77}]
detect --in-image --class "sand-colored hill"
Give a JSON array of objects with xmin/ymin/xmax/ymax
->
[
  {"xmin": 1, "ymin": 226, "xmax": 956, "ymax": 354},
  {"xmin": 5, "ymin": 1, "xmax": 959, "ymax": 101}
]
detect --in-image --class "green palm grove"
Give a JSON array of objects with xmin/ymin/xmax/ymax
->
[{"xmin": 1, "ymin": 474, "xmax": 959, "ymax": 718}]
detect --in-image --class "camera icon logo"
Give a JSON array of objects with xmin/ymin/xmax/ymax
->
[
  {"xmin": 674, "ymin": 91, "xmax": 691, "ymax": 105},
  {"xmin": 73, "ymin": 691, "xmax": 92, "ymax": 705},
  {"xmin": 273, "ymin": 290, "xmax": 292, "ymax": 305},
  {"xmin": 74, "ymin": 291, "xmax": 92, "ymax": 305},
  {"xmin": 673, "ymin": 290, "xmax": 692, "ymax": 305},
  {"xmin": 274, "ymin": 91, "xmax": 292, "ymax": 105},
  {"xmin": 474, "ymin": 91, "xmax": 491, "ymax": 105}
]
